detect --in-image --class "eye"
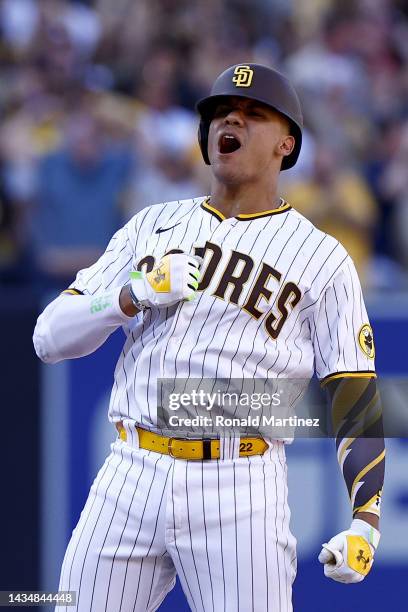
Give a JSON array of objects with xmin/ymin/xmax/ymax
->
[{"xmin": 214, "ymin": 106, "xmax": 231, "ymax": 118}]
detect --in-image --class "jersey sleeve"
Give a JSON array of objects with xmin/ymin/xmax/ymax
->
[
  {"xmin": 67, "ymin": 220, "xmax": 135, "ymax": 296},
  {"xmin": 311, "ymin": 256, "xmax": 376, "ymax": 384}
]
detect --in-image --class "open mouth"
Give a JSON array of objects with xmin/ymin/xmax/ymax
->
[{"xmin": 218, "ymin": 134, "xmax": 241, "ymax": 154}]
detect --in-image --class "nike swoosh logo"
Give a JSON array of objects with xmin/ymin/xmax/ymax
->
[{"xmin": 155, "ymin": 223, "xmax": 181, "ymax": 234}]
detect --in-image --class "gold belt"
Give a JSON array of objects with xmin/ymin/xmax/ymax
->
[{"xmin": 116, "ymin": 423, "xmax": 269, "ymax": 460}]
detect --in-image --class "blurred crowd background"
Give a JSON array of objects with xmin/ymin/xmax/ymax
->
[{"xmin": 1, "ymin": 0, "xmax": 408, "ymax": 293}]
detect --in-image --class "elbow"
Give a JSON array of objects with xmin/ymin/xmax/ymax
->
[{"xmin": 33, "ymin": 315, "xmax": 61, "ymax": 364}]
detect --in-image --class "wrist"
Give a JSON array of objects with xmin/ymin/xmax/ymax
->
[
  {"xmin": 354, "ymin": 511, "xmax": 379, "ymax": 530},
  {"xmin": 351, "ymin": 518, "xmax": 380, "ymax": 550},
  {"xmin": 119, "ymin": 285, "xmax": 140, "ymax": 317}
]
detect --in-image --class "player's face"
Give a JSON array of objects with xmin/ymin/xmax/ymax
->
[{"xmin": 207, "ymin": 97, "xmax": 294, "ymax": 184}]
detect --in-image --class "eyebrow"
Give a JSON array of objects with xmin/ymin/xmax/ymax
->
[{"xmin": 216, "ymin": 100, "xmax": 268, "ymax": 112}]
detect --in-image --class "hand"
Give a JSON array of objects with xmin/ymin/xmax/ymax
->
[
  {"xmin": 318, "ymin": 519, "xmax": 380, "ymax": 583},
  {"xmin": 129, "ymin": 253, "xmax": 202, "ymax": 309}
]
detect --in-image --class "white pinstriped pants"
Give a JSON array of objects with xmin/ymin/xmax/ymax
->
[{"xmin": 58, "ymin": 436, "xmax": 296, "ymax": 612}]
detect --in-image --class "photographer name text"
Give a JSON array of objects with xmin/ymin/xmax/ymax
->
[{"xmin": 168, "ymin": 415, "xmax": 320, "ymax": 428}]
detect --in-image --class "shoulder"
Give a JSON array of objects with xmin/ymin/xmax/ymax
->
[
  {"xmin": 290, "ymin": 207, "xmax": 349, "ymax": 259},
  {"xmin": 288, "ymin": 207, "xmax": 355, "ymax": 287}
]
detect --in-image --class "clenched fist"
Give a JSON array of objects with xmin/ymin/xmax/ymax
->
[
  {"xmin": 129, "ymin": 253, "xmax": 202, "ymax": 310},
  {"xmin": 318, "ymin": 519, "xmax": 380, "ymax": 583}
]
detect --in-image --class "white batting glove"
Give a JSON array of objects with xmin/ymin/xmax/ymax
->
[
  {"xmin": 129, "ymin": 253, "xmax": 202, "ymax": 309},
  {"xmin": 318, "ymin": 519, "xmax": 380, "ymax": 583}
]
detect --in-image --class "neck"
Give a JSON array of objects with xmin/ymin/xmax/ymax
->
[{"xmin": 210, "ymin": 175, "xmax": 281, "ymax": 218}]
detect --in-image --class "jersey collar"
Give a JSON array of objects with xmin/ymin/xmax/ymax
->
[{"xmin": 200, "ymin": 197, "xmax": 291, "ymax": 221}]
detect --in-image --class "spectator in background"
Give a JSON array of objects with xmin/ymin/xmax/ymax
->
[
  {"xmin": 283, "ymin": 143, "xmax": 378, "ymax": 285},
  {"xmin": 129, "ymin": 142, "xmax": 203, "ymax": 215},
  {"xmin": 286, "ymin": 10, "xmax": 364, "ymax": 98},
  {"xmin": 285, "ymin": 8, "xmax": 373, "ymax": 163},
  {"xmin": 1, "ymin": 0, "xmax": 408, "ymax": 290},
  {"xmin": 31, "ymin": 109, "xmax": 132, "ymax": 291},
  {"xmin": 134, "ymin": 47, "xmax": 198, "ymax": 161},
  {"xmin": 127, "ymin": 47, "xmax": 205, "ymax": 213}
]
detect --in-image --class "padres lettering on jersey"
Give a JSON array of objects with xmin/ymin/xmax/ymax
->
[
  {"xmin": 69, "ymin": 196, "xmax": 375, "ymax": 428},
  {"xmin": 137, "ymin": 238, "xmax": 301, "ymax": 341}
]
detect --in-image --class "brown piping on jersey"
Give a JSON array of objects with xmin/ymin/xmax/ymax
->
[
  {"xmin": 200, "ymin": 198, "xmax": 292, "ymax": 221},
  {"xmin": 62, "ymin": 288, "xmax": 84, "ymax": 296},
  {"xmin": 321, "ymin": 371, "xmax": 377, "ymax": 387}
]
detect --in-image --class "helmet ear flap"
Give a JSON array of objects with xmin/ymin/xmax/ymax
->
[{"xmin": 198, "ymin": 119, "xmax": 211, "ymax": 165}]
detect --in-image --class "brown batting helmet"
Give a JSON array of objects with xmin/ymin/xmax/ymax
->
[{"xmin": 196, "ymin": 63, "xmax": 303, "ymax": 170}]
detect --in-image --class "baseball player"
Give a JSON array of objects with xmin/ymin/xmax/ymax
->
[{"xmin": 33, "ymin": 64, "xmax": 385, "ymax": 611}]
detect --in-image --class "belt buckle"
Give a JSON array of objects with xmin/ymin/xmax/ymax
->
[
  {"xmin": 167, "ymin": 437, "xmax": 179, "ymax": 458},
  {"xmin": 168, "ymin": 436, "xmax": 192, "ymax": 458}
]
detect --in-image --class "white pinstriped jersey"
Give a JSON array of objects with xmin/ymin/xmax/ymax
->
[{"xmin": 70, "ymin": 196, "xmax": 375, "ymax": 429}]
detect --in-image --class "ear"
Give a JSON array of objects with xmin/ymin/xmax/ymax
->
[{"xmin": 278, "ymin": 135, "xmax": 295, "ymax": 159}]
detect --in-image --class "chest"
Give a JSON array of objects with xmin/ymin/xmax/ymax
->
[{"xmin": 132, "ymin": 213, "xmax": 321, "ymax": 341}]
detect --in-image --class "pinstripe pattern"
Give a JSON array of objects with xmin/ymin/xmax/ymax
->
[
  {"xmin": 59, "ymin": 443, "xmax": 177, "ymax": 612},
  {"xmin": 59, "ymin": 196, "xmax": 376, "ymax": 610},
  {"xmin": 58, "ymin": 438, "xmax": 295, "ymax": 611},
  {"xmin": 67, "ymin": 198, "xmax": 374, "ymax": 433}
]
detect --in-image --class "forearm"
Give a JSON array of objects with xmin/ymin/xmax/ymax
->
[
  {"xmin": 325, "ymin": 376, "xmax": 385, "ymax": 523},
  {"xmin": 33, "ymin": 252, "xmax": 202, "ymax": 364},
  {"xmin": 33, "ymin": 286, "xmax": 134, "ymax": 363}
]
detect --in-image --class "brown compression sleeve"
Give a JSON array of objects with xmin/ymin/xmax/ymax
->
[{"xmin": 324, "ymin": 376, "xmax": 385, "ymax": 517}]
